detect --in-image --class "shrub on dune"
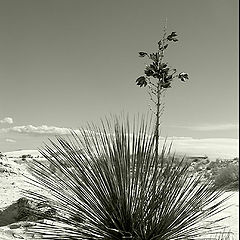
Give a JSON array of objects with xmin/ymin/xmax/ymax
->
[
  {"xmin": 24, "ymin": 117, "xmax": 232, "ymax": 239},
  {"xmin": 214, "ymin": 164, "xmax": 239, "ymax": 191}
]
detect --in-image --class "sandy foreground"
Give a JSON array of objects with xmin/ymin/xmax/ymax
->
[{"xmin": 0, "ymin": 152, "xmax": 239, "ymax": 240}]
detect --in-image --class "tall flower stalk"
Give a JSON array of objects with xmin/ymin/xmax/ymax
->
[{"xmin": 136, "ymin": 25, "xmax": 189, "ymax": 161}]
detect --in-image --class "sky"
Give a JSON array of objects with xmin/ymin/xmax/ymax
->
[{"xmin": 0, "ymin": 0, "xmax": 239, "ymax": 158}]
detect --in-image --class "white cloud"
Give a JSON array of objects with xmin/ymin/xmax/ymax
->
[
  {"xmin": 0, "ymin": 124, "xmax": 84, "ymax": 136},
  {"xmin": 0, "ymin": 117, "xmax": 13, "ymax": 124},
  {"xmin": 5, "ymin": 138, "xmax": 16, "ymax": 143},
  {"xmin": 170, "ymin": 123, "xmax": 238, "ymax": 131},
  {"xmin": 188, "ymin": 124, "xmax": 239, "ymax": 131},
  {"xmin": 2, "ymin": 125, "xmax": 76, "ymax": 136}
]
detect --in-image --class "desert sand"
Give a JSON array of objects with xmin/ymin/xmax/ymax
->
[{"xmin": 0, "ymin": 151, "xmax": 239, "ymax": 240}]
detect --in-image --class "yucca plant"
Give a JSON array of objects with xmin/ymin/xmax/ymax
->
[{"xmin": 24, "ymin": 117, "xmax": 232, "ymax": 240}]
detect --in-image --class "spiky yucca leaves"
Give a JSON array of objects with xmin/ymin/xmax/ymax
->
[{"xmin": 25, "ymin": 118, "xmax": 231, "ymax": 240}]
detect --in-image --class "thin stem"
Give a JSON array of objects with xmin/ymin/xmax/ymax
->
[
  {"xmin": 154, "ymin": 24, "xmax": 167, "ymax": 161},
  {"xmin": 154, "ymin": 80, "xmax": 161, "ymax": 162}
]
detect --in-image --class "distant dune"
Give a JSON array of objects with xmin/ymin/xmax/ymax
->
[{"xmin": 3, "ymin": 149, "xmax": 40, "ymax": 158}]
